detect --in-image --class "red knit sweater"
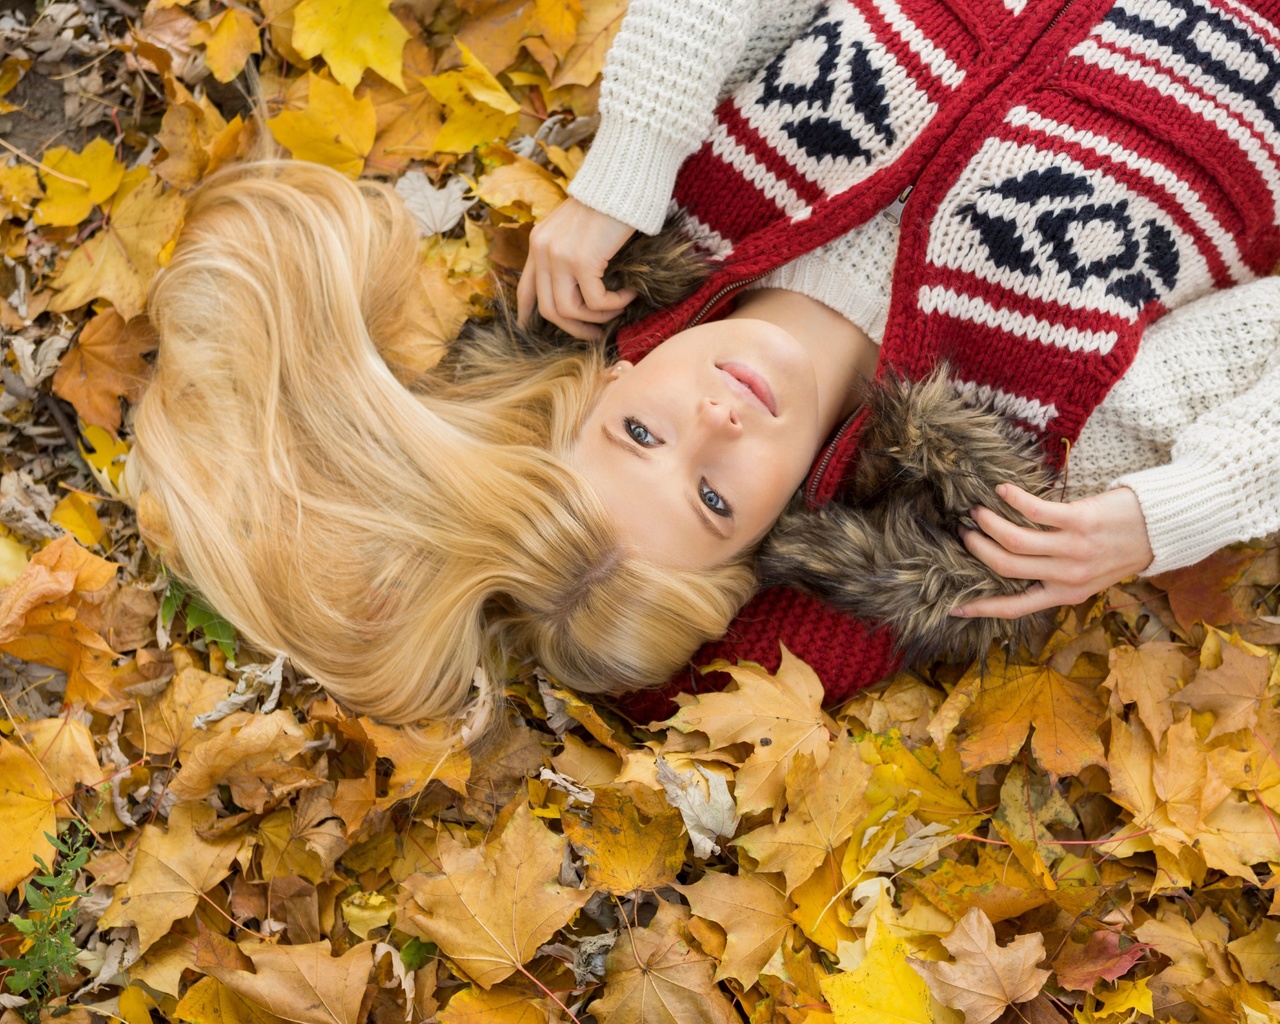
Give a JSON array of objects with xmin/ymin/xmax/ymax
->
[{"xmin": 616, "ymin": 0, "xmax": 1280, "ymax": 723}]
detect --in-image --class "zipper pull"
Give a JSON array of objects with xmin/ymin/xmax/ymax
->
[{"xmin": 881, "ymin": 185, "xmax": 914, "ymax": 225}]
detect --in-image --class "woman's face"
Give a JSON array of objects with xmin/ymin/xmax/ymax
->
[{"xmin": 573, "ymin": 318, "xmax": 828, "ymax": 570}]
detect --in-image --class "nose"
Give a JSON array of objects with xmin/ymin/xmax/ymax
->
[{"xmin": 697, "ymin": 396, "xmax": 742, "ymax": 436}]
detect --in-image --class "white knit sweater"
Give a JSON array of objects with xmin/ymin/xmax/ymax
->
[{"xmin": 568, "ymin": 0, "xmax": 1280, "ymax": 576}]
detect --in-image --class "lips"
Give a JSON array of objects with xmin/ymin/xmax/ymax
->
[{"xmin": 718, "ymin": 361, "xmax": 778, "ymax": 416}]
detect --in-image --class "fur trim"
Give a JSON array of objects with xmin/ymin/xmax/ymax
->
[{"xmin": 757, "ymin": 367, "xmax": 1053, "ymax": 664}]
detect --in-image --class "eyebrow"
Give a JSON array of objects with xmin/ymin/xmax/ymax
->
[{"xmin": 602, "ymin": 426, "xmax": 729, "ymax": 541}]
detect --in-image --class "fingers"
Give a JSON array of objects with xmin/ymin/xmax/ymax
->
[
  {"xmin": 959, "ymin": 525, "xmax": 1046, "ymax": 581},
  {"xmin": 952, "ymin": 584, "xmax": 1058, "ymax": 620},
  {"xmin": 578, "ymin": 274, "xmax": 638, "ymax": 313},
  {"xmin": 995, "ymin": 483, "xmax": 1070, "ymax": 528},
  {"xmin": 969, "ymin": 504, "xmax": 1056, "ymax": 557},
  {"xmin": 516, "ymin": 264, "xmax": 536, "ymax": 326}
]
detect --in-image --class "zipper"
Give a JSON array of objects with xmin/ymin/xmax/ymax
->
[
  {"xmin": 686, "ymin": 272, "xmax": 771, "ymax": 327},
  {"xmin": 805, "ymin": 411, "xmax": 859, "ymax": 506},
  {"xmin": 1046, "ymin": 0, "xmax": 1077, "ymax": 33},
  {"xmin": 880, "ymin": 185, "xmax": 913, "ymax": 225}
]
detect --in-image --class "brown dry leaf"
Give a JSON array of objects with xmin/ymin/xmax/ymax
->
[
  {"xmin": 16, "ymin": 717, "xmax": 101, "ymax": 815},
  {"xmin": 1101, "ymin": 642, "xmax": 1193, "ymax": 742},
  {"xmin": 362, "ymin": 38, "xmax": 442, "ymax": 174},
  {"xmin": 258, "ymin": 796, "xmax": 348, "ymax": 884},
  {"xmin": 1171, "ymin": 636, "xmax": 1271, "ymax": 741},
  {"xmin": 991, "ymin": 762, "xmax": 1076, "ymax": 889},
  {"xmin": 0, "ymin": 535, "xmax": 128, "ymax": 712},
  {"xmin": 98, "ymin": 802, "xmax": 245, "ymax": 952},
  {"xmin": 1151, "ymin": 547, "xmax": 1259, "ymax": 635},
  {"xmin": 399, "ymin": 798, "xmax": 593, "ymax": 988},
  {"xmin": 189, "ymin": 8, "xmax": 262, "ymax": 83},
  {"xmin": 49, "ymin": 173, "xmax": 187, "ymax": 321},
  {"xmin": 474, "ymin": 153, "xmax": 565, "ymax": 222},
  {"xmin": 733, "ymin": 738, "xmax": 873, "ymax": 892},
  {"xmin": 170, "ymin": 710, "xmax": 315, "ymax": 812},
  {"xmin": 453, "ymin": 0, "xmax": 538, "ymax": 73},
  {"xmin": 1226, "ymin": 918, "xmax": 1280, "ymax": 987},
  {"xmin": 123, "ymin": 663, "xmax": 231, "ymax": 757},
  {"xmin": 674, "ymin": 870, "xmax": 791, "ymax": 988},
  {"xmin": 52, "ymin": 310, "xmax": 156, "ymax": 435},
  {"xmin": 359, "ymin": 716, "xmax": 470, "ymax": 805},
  {"xmin": 908, "ymin": 848, "xmax": 1052, "ymax": 924},
  {"xmin": 589, "ymin": 898, "xmax": 738, "ymax": 1024},
  {"xmin": 561, "ymin": 786, "xmax": 686, "ymax": 893},
  {"xmin": 667, "ymin": 648, "xmax": 833, "ymax": 818},
  {"xmin": 204, "ymin": 940, "xmax": 374, "ymax": 1024},
  {"xmin": 1152, "ymin": 716, "xmax": 1230, "ymax": 835},
  {"xmin": 0, "ymin": 739, "xmax": 58, "ymax": 895},
  {"xmin": 910, "ymin": 908, "xmax": 1051, "ymax": 1024},
  {"xmin": 936, "ymin": 649, "xmax": 1106, "ymax": 777}
]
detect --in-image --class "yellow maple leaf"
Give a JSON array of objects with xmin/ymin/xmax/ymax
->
[
  {"xmin": 438, "ymin": 982, "xmax": 550, "ymax": 1023},
  {"xmin": 550, "ymin": 0, "xmax": 625, "ymax": 89},
  {"xmin": 0, "ymin": 740, "xmax": 58, "ymax": 895},
  {"xmin": 361, "ymin": 37, "xmax": 442, "ymax": 173},
  {"xmin": 292, "ymin": 0, "xmax": 409, "ymax": 90},
  {"xmin": 674, "ymin": 870, "xmax": 791, "ymax": 988},
  {"xmin": 269, "ymin": 73, "xmax": 377, "ymax": 179},
  {"xmin": 820, "ymin": 913, "xmax": 962, "ymax": 1024},
  {"xmin": 53, "ymin": 309, "xmax": 156, "ymax": 435},
  {"xmin": 189, "ymin": 8, "xmax": 262, "ymax": 84},
  {"xmin": 0, "ymin": 162, "xmax": 42, "ymax": 219},
  {"xmin": 474, "ymin": 152, "xmax": 565, "ymax": 222},
  {"xmin": 48, "ymin": 173, "xmax": 186, "ymax": 320},
  {"xmin": 35, "ymin": 138, "xmax": 125, "ymax": 228},
  {"xmin": 424, "ymin": 42, "xmax": 520, "ymax": 154},
  {"xmin": 561, "ymin": 786, "xmax": 686, "ymax": 893},
  {"xmin": 400, "ymin": 799, "xmax": 594, "ymax": 989},
  {"xmin": 50, "ymin": 493, "xmax": 106, "ymax": 548},
  {"xmin": 530, "ymin": 0, "xmax": 583, "ymax": 60}
]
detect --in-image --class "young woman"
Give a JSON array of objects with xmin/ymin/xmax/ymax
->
[
  {"xmin": 519, "ymin": 0, "xmax": 1280, "ymax": 711},
  {"xmin": 130, "ymin": 0, "xmax": 1280, "ymax": 734}
]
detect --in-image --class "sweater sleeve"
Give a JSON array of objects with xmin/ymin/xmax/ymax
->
[
  {"xmin": 567, "ymin": 0, "xmax": 758, "ymax": 235},
  {"xmin": 1072, "ymin": 277, "xmax": 1280, "ymax": 576}
]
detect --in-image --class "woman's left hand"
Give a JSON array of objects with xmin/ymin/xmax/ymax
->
[{"xmin": 951, "ymin": 484, "xmax": 1154, "ymax": 618}]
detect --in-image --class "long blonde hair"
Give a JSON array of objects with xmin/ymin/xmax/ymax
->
[{"xmin": 130, "ymin": 159, "xmax": 755, "ymax": 731}]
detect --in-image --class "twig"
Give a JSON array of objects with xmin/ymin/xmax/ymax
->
[{"xmin": 0, "ymin": 137, "xmax": 89, "ymax": 187}]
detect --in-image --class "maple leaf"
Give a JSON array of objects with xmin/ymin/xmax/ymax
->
[
  {"xmin": 655, "ymin": 758, "xmax": 740, "ymax": 858},
  {"xmin": 395, "ymin": 171, "xmax": 475, "ymax": 235},
  {"xmin": 734, "ymin": 739, "xmax": 873, "ymax": 893},
  {"xmin": 399, "ymin": 798, "xmax": 593, "ymax": 988},
  {"xmin": 1170, "ymin": 633, "xmax": 1271, "ymax": 740},
  {"xmin": 35, "ymin": 138, "xmax": 124, "ymax": 228},
  {"xmin": 909, "ymin": 848, "xmax": 1053, "ymax": 923},
  {"xmin": 550, "ymin": 0, "xmax": 625, "ymax": 88},
  {"xmin": 17, "ymin": 717, "xmax": 101, "ymax": 817},
  {"xmin": 674, "ymin": 870, "xmax": 791, "ymax": 988},
  {"xmin": 562, "ymin": 786, "xmax": 686, "ymax": 893},
  {"xmin": 667, "ymin": 649, "xmax": 833, "ymax": 817},
  {"xmin": 48, "ymin": 173, "xmax": 186, "ymax": 321},
  {"xmin": 991, "ymin": 762, "xmax": 1077, "ymax": 889},
  {"xmin": 361, "ymin": 37, "xmax": 443, "ymax": 174},
  {"xmin": 169, "ymin": 709, "xmax": 316, "ymax": 813},
  {"xmin": 936, "ymin": 649, "xmax": 1106, "ymax": 777},
  {"xmin": 1051, "ymin": 930, "xmax": 1151, "ymax": 992},
  {"xmin": 52, "ymin": 309, "xmax": 156, "ymax": 435},
  {"xmin": 789, "ymin": 848, "xmax": 858, "ymax": 952},
  {"xmin": 424, "ymin": 43, "xmax": 521, "ymax": 154},
  {"xmin": 122, "ymin": 661, "xmax": 233, "ymax": 757},
  {"xmin": 98, "ymin": 802, "xmax": 245, "ymax": 952},
  {"xmin": 359, "ymin": 716, "xmax": 471, "ymax": 805},
  {"xmin": 0, "ymin": 535, "xmax": 129, "ymax": 711},
  {"xmin": 0, "ymin": 161, "xmax": 42, "ymax": 219},
  {"xmin": 1101, "ymin": 642, "xmax": 1193, "ymax": 743},
  {"xmin": 474, "ymin": 152, "xmax": 566, "ymax": 222},
  {"xmin": 1150, "ymin": 546, "xmax": 1258, "ymax": 635},
  {"xmin": 1226, "ymin": 918, "xmax": 1280, "ymax": 987},
  {"xmin": 1152, "ymin": 716, "xmax": 1230, "ymax": 834},
  {"xmin": 0, "ymin": 739, "xmax": 57, "ymax": 895},
  {"xmin": 910, "ymin": 908, "xmax": 1050, "ymax": 1024},
  {"xmin": 438, "ymin": 982, "xmax": 551, "ymax": 1023},
  {"xmin": 269, "ymin": 74, "xmax": 378, "ymax": 179},
  {"xmin": 189, "ymin": 9, "xmax": 262, "ymax": 84},
  {"xmin": 530, "ymin": 0, "xmax": 583, "ymax": 59},
  {"xmin": 200, "ymin": 939, "xmax": 374, "ymax": 1024},
  {"xmin": 821, "ymin": 913, "xmax": 962, "ymax": 1024},
  {"xmin": 291, "ymin": 0, "xmax": 409, "ymax": 90},
  {"xmin": 589, "ymin": 898, "xmax": 738, "ymax": 1024},
  {"xmin": 173, "ymin": 976, "xmax": 281, "ymax": 1024}
]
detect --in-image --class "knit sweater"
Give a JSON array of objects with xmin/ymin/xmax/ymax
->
[{"xmin": 570, "ymin": 0, "xmax": 1280, "ymax": 578}]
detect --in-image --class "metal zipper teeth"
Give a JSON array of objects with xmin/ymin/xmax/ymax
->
[
  {"xmin": 1046, "ymin": 0, "xmax": 1077, "ymax": 33},
  {"xmin": 805, "ymin": 412, "xmax": 858, "ymax": 505},
  {"xmin": 686, "ymin": 272, "xmax": 771, "ymax": 327}
]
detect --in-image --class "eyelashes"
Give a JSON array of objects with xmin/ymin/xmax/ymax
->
[{"xmin": 623, "ymin": 416, "xmax": 733, "ymax": 519}]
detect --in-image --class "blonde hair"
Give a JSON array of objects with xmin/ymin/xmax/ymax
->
[{"xmin": 130, "ymin": 159, "xmax": 755, "ymax": 731}]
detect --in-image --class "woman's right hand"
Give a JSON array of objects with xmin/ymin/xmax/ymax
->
[{"xmin": 517, "ymin": 197, "xmax": 639, "ymax": 341}]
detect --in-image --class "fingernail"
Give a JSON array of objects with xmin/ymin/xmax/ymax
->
[
  {"xmin": 950, "ymin": 607, "xmax": 966, "ymax": 618},
  {"xmin": 996, "ymin": 484, "xmax": 1009, "ymax": 498}
]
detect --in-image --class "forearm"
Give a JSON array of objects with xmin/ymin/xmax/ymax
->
[{"xmin": 568, "ymin": 0, "xmax": 758, "ymax": 234}]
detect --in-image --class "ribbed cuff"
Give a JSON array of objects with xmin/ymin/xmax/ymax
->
[
  {"xmin": 567, "ymin": 116, "xmax": 693, "ymax": 235},
  {"xmin": 756, "ymin": 253, "xmax": 892, "ymax": 343},
  {"xmin": 1114, "ymin": 452, "xmax": 1247, "ymax": 576}
]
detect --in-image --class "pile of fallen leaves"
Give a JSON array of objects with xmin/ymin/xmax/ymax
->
[{"xmin": 1, "ymin": 1, "xmax": 1279, "ymax": 1022}]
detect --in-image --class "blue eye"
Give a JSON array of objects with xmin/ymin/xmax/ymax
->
[
  {"xmin": 700, "ymin": 481, "xmax": 732, "ymax": 517},
  {"xmin": 624, "ymin": 417, "xmax": 659, "ymax": 447}
]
